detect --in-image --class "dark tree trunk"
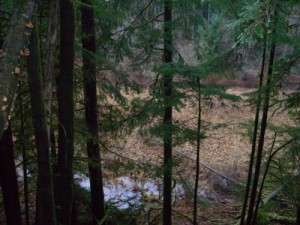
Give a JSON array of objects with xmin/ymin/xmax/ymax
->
[
  {"xmin": 56, "ymin": 0, "xmax": 75, "ymax": 224},
  {"xmin": 193, "ymin": 79, "xmax": 201, "ymax": 225},
  {"xmin": 0, "ymin": 124, "xmax": 22, "ymax": 225},
  {"xmin": 27, "ymin": 15, "xmax": 56, "ymax": 225},
  {"xmin": 43, "ymin": 0, "xmax": 58, "ymax": 145},
  {"xmin": 240, "ymin": 22, "xmax": 268, "ymax": 225},
  {"xmin": 50, "ymin": 127, "xmax": 57, "ymax": 157},
  {"xmin": 252, "ymin": 137, "xmax": 296, "ymax": 224},
  {"xmin": 18, "ymin": 80, "xmax": 30, "ymax": 225},
  {"xmin": 163, "ymin": 1, "xmax": 173, "ymax": 225},
  {"xmin": 81, "ymin": 0, "xmax": 106, "ymax": 224},
  {"xmin": 71, "ymin": 199, "xmax": 77, "ymax": 225},
  {"xmin": 246, "ymin": 42, "xmax": 276, "ymax": 225},
  {"xmin": 297, "ymin": 206, "xmax": 300, "ymax": 225}
]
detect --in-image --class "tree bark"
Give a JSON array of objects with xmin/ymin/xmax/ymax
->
[
  {"xmin": 252, "ymin": 137, "xmax": 296, "ymax": 224},
  {"xmin": 297, "ymin": 206, "xmax": 300, "ymax": 225},
  {"xmin": 18, "ymin": 80, "xmax": 30, "ymax": 225},
  {"xmin": 81, "ymin": 0, "xmax": 106, "ymax": 224},
  {"xmin": 56, "ymin": 0, "xmax": 75, "ymax": 224},
  {"xmin": 245, "ymin": 42, "xmax": 276, "ymax": 225},
  {"xmin": 193, "ymin": 79, "xmax": 201, "ymax": 225},
  {"xmin": 27, "ymin": 15, "xmax": 56, "ymax": 225},
  {"xmin": 43, "ymin": 0, "xmax": 58, "ymax": 143},
  {"xmin": 240, "ymin": 20, "xmax": 268, "ymax": 225},
  {"xmin": 163, "ymin": 1, "xmax": 173, "ymax": 225},
  {"xmin": 0, "ymin": 0, "xmax": 35, "ymax": 138},
  {"xmin": 0, "ymin": 123, "xmax": 22, "ymax": 225}
]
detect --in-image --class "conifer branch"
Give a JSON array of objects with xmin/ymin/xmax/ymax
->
[{"xmin": 0, "ymin": 0, "xmax": 36, "ymax": 138}]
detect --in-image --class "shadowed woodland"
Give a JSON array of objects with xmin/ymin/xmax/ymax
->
[{"xmin": 0, "ymin": 0, "xmax": 300, "ymax": 225}]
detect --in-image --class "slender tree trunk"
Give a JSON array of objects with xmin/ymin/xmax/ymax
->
[
  {"xmin": 297, "ymin": 206, "xmax": 300, "ymax": 225},
  {"xmin": 193, "ymin": 78, "xmax": 202, "ymax": 225},
  {"xmin": 0, "ymin": 123, "xmax": 22, "ymax": 225},
  {"xmin": 71, "ymin": 199, "xmax": 77, "ymax": 225},
  {"xmin": 43, "ymin": 0, "xmax": 58, "ymax": 143},
  {"xmin": 81, "ymin": 1, "xmax": 106, "ymax": 224},
  {"xmin": 18, "ymin": 80, "xmax": 30, "ymax": 225},
  {"xmin": 56, "ymin": 0, "xmax": 75, "ymax": 224},
  {"xmin": 245, "ymin": 42, "xmax": 276, "ymax": 225},
  {"xmin": 50, "ymin": 127, "xmax": 57, "ymax": 157},
  {"xmin": 27, "ymin": 15, "xmax": 56, "ymax": 225},
  {"xmin": 43, "ymin": 0, "xmax": 58, "ymax": 192},
  {"xmin": 0, "ymin": 18, "xmax": 3, "ymax": 47},
  {"xmin": 163, "ymin": 1, "xmax": 173, "ymax": 225},
  {"xmin": 240, "ymin": 25, "xmax": 268, "ymax": 225},
  {"xmin": 0, "ymin": 15, "xmax": 21, "ymax": 225},
  {"xmin": 252, "ymin": 137, "xmax": 296, "ymax": 224}
]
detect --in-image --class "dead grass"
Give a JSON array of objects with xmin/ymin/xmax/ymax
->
[
  {"xmin": 103, "ymin": 87, "xmax": 294, "ymax": 185},
  {"xmin": 100, "ymin": 87, "xmax": 294, "ymax": 224}
]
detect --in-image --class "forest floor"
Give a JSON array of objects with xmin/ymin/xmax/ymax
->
[
  {"xmin": 98, "ymin": 87, "xmax": 294, "ymax": 224},
  {"xmin": 0, "ymin": 87, "xmax": 294, "ymax": 225}
]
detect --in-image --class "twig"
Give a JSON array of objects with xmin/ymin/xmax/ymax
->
[
  {"xmin": 114, "ymin": 0, "xmax": 156, "ymax": 39},
  {"xmin": 262, "ymin": 186, "xmax": 283, "ymax": 205},
  {"xmin": 173, "ymin": 148, "xmax": 246, "ymax": 187}
]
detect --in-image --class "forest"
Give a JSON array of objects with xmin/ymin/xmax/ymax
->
[{"xmin": 0, "ymin": 0, "xmax": 299, "ymax": 225}]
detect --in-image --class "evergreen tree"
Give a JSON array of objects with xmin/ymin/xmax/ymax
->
[
  {"xmin": 162, "ymin": 1, "xmax": 173, "ymax": 224},
  {"xmin": 56, "ymin": 0, "xmax": 75, "ymax": 224},
  {"xmin": 27, "ymin": 12, "xmax": 56, "ymax": 225},
  {"xmin": 0, "ymin": 124, "xmax": 21, "ymax": 225},
  {"xmin": 81, "ymin": 0, "xmax": 106, "ymax": 223}
]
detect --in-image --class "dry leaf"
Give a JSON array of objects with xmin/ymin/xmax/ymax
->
[
  {"xmin": 24, "ymin": 48, "xmax": 30, "ymax": 56},
  {"xmin": 20, "ymin": 48, "xmax": 30, "ymax": 56},
  {"xmin": 14, "ymin": 67, "xmax": 21, "ymax": 74},
  {"xmin": 1, "ymin": 105, "xmax": 7, "ymax": 111},
  {"xmin": 23, "ymin": 32, "xmax": 30, "ymax": 36},
  {"xmin": 25, "ymin": 22, "xmax": 33, "ymax": 29}
]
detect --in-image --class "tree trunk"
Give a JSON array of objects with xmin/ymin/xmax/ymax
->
[
  {"xmin": 27, "ymin": 15, "xmax": 56, "ymax": 225},
  {"xmin": 0, "ymin": 0, "xmax": 35, "ymax": 138},
  {"xmin": 252, "ymin": 137, "xmax": 296, "ymax": 224},
  {"xmin": 18, "ymin": 80, "xmax": 30, "ymax": 225},
  {"xmin": 0, "ymin": 124, "xmax": 22, "ymax": 225},
  {"xmin": 297, "ymin": 206, "xmax": 300, "ymax": 225},
  {"xmin": 43, "ymin": 0, "xmax": 58, "ymax": 144},
  {"xmin": 245, "ymin": 42, "xmax": 276, "ymax": 225},
  {"xmin": 81, "ymin": 0, "xmax": 106, "ymax": 224},
  {"xmin": 240, "ymin": 21, "xmax": 268, "ymax": 225},
  {"xmin": 56, "ymin": 0, "xmax": 75, "ymax": 224},
  {"xmin": 193, "ymin": 79, "xmax": 201, "ymax": 225},
  {"xmin": 163, "ymin": 1, "xmax": 173, "ymax": 225}
]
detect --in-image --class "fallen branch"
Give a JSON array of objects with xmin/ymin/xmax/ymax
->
[
  {"xmin": 262, "ymin": 186, "xmax": 283, "ymax": 205},
  {"xmin": 174, "ymin": 148, "xmax": 246, "ymax": 187}
]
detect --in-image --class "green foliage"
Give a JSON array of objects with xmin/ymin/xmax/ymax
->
[
  {"xmin": 104, "ymin": 205, "xmax": 139, "ymax": 225},
  {"xmin": 196, "ymin": 13, "xmax": 228, "ymax": 62},
  {"xmin": 231, "ymin": 1, "xmax": 269, "ymax": 47},
  {"xmin": 256, "ymin": 202, "xmax": 275, "ymax": 225},
  {"xmin": 2, "ymin": 0, "xmax": 300, "ymax": 223}
]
